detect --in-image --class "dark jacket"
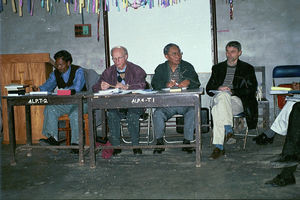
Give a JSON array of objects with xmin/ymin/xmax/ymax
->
[
  {"xmin": 151, "ymin": 60, "xmax": 200, "ymax": 90},
  {"xmin": 206, "ymin": 60, "xmax": 258, "ymax": 129},
  {"xmin": 92, "ymin": 61, "xmax": 146, "ymax": 92}
]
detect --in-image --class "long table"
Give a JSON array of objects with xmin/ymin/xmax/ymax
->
[
  {"xmin": 2, "ymin": 94, "xmax": 84, "ymax": 166},
  {"xmin": 87, "ymin": 88, "xmax": 204, "ymax": 168}
]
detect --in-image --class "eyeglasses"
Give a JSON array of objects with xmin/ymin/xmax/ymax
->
[
  {"xmin": 112, "ymin": 56, "xmax": 125, "ymax": 62},
  {"xmin": 169, "ymin": 52, "xmax": 183, "ymax": 57}
]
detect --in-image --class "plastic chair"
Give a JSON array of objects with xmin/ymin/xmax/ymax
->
[
  {"xmin": 120, "ymin": 108, "xmax": 154, "ymax": 144},
  {"xmin": 163, "ymin": 114, "xmax": 186, "ymax": 144},
  {"xmin": 272, "ymin": 65, "xmax": 300, "ymax": 116},
  {"xmin": 120, "ymin": 81, "xmax": 154, "ymax": 144}
]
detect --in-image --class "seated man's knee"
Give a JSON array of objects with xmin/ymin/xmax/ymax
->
[
  {"xmin": 216, "ymin": 91, "xmax": 231, "ymax": 99},
  {"xmin": 153, "ymin": 109, "xmax": 166, "ymax": 119}
]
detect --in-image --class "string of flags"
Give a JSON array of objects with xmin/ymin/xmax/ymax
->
[
  {"xmin": 0, "ymin": 0, "xmax": 184, "ymax": 16},
  {"xmin": 226, "ymin": 0, "xmax": 233, "ymax": 20}
]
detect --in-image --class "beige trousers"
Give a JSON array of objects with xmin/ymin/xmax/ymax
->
[
  {"xmin": 271, "ymin": 100, "xmax": 296, "ymax": 136},
  {"xmin": 211, "ymin": 92, "xmax": 244, "ymax": 145}
]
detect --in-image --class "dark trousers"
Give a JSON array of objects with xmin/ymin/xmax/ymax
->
[
  {"xmin": 280, "ymin": 102, "xmax": 300, "ymax": 177},
  {"xmin": 282, "ymin": 102, "xmax": 300, "ymax": 157},
  {"xmin": 107, "ymin": 108, "xmax": 144, "ymax": 146}
]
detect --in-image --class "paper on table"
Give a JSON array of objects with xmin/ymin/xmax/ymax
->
[
  {"xmin": 209, "ymin": 90, "xmax": 232, "ymax": 95},
  {"xmin": 270, "ymin": 90, "xmax": 289, "ymax": 95},
  {"xmin": 286, "ymin": 95, "xmax": 300, "ymax": 102},
  {"xmin": 131, "ymin": 89, "xmax": 158, "ymax": 94},
  {"xmin": 94, "ymin": 88, "xmax": 120, "ymax": 96},
  {"xmin": 5, "ymin": 84, "xmax": 28, "ymax": 89},
  {"xmin": 29, "ymin": 91, "xmax": 50, "ymax": 95}
]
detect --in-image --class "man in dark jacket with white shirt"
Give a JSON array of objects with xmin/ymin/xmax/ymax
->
[{"xmin": 151, "ymin": 43, "xmax": 200, "ymax": 154}]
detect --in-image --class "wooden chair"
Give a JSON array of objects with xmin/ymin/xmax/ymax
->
[
  {"xmin": 57, "ymin": 68, "xmax": 100, "ymax": 146},
  {"xmin": 58, "ymin": 113, "xmax": 90, "ymax": 146}
]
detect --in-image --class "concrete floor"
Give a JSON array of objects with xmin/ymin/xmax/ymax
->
[{"xmin": 1, "ymin": 130, "xmax": 300, "ymax": 199}]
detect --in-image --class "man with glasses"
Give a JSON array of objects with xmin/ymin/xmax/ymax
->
[
  {"xmin": 92, "ymin": 46, "xmax": 147, "ymax": 156},
  {"xmin": 151, "ymin": 43, "xmax": 200, "ymax": 154},
  {"xmin": 206, "ymin": 41, "xmax": 258, "ymax": 160},
  {"xmin": 38, "ymin": 50, "xmax": 86, "ymax": 151}
]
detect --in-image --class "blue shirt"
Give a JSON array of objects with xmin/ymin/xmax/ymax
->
[{"xmin": 39, "ymin": 66, "xmax": 86, "ymax": 92}]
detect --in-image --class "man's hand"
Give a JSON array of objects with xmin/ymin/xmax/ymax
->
[
  {"xmin": 178, "ymin": 80, "xmax": 190, "ymax": 88},
  {"xmin": 292, "ymin": 82, "xmax": 300, "ymax": 90},
  {"xmin": 101, "ymin": 81, "xmax": 111, "ymax": 90},
  {"xmin": 115, "ymin": 82, "xmax": 129, "ymax": 90},
  {"xmin": 31, "ymin": 86, "xmax": 40, "ymax": 91},
  {"xmin": 167, "ymin": 80, "xmax": 177, "ymax": 88},
  {"xmin": 218, "ymin": 86, "xmax": 231, "ymax": 92}
]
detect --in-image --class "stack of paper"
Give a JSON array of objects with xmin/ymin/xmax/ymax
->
[
  {"xmin": 5, "ymin": 84, "xmax": 28, "ymax": 96},
  {"xmin": 270, "ymin": 86, "xmax": 293, "ymax": 95},
  {"xmin": 270, "ymin": 90, "xmax": 289, "ymax": 94}
]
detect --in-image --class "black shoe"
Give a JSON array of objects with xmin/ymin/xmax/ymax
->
[
  {"xmin": 182, "ymin": 139, "xmax": 195, "ymax": 154},
  {"xmin": 133, "ymin": 148, "xmax": 142, "ymax": 155},
  {"xmin": 265, "ymin": 174, "xmax": 296, "ymax": 187},
  {"xmin": 70, "ymin": 143, "xmax": 79, "ymax": 154},
  {"xmin": 153, "ymin": 138, "xmax": 165, "ymax": 154},
  {"xmin": 252, "ymin": 133, "xmax": 274, "ymax": 145},
  {"xmin": 209, "ymin": 148, "xmax": 225, "ymax": 160},
  {"xmin": 39, "ymin": 136, "xmax": 59, "ymax": 146},
  {"xmin": 112, "ymin": 149, "xmax": 122, "ymax": 156}
]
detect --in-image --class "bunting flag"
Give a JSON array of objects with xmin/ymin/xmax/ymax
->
[
  {"xmin": 27, "ymin": 0, "xmax": 30, "ymax": 13},
  {"xmin": 97, "ymin": 11, "xmax": 100, "ymax": 41},
  {"xmin": 0, "ymin": 0, "xmax": 3, "ymax": 12},
  {"xmin": 30, "ymin": 0, "xmax": 34, "ymax": 15},
  {"xmin": 229, "ymin": 0, "xmax": 233, "ymax": 20},
  {"xmin": 95, "ymin": 0, "xmax": 98, "ymax": 12},
  {"xmin": 46, "ymin": 0, "xmax": 49, "ymax": 12},
  {"xmin": 1, "ymin": 0, "xmax": 184, "ymax": 16},
  {"xmin": 86, "ymin": 0, "xmax": 89, "ymax": 12},
  {"xmin": 18, "ymin": 0, "xmax": 22, "ymax": 16},
  {"xmin": 50, "ymin": 0, "xmax": 53, "ymax": 14},
  {"xmin": 66, "ymin": 1, "xmax": 70, "ymax": 15}
]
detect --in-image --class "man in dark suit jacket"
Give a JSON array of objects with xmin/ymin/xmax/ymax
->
[
  {"xmin": 206, "ymin": 41, "xmax": 258, "ymax": 160},
  {"xmin": 151, "ymin": 43, "xmax": 200, "ymax": 154}
]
